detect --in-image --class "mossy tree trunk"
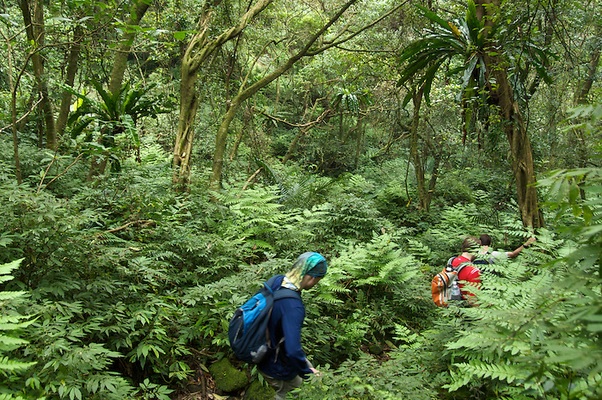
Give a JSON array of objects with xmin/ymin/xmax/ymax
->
[
  {"xmin": 5, "ymin": 37, "xmax": 22, "ymax": 184},
  {"xmin": 409, "ymin": 86, "xmax": 440, "ymax": 212},
  {"xmin": 476, "ymin": 0, "xmax": 543, "ymax": 228},
  {"xmin": 55, "ymin": 25, "xmax": 83, "ymax": 136},
  {"xmin": 87, "ymin": 0, "xmax": 150, "ymax": 179},
  {"xmin": 172, "ymin": 0, "xmax": 273, "ymax": 190},
  {"xmin": 108, "ymin": 0, "xmax": 151, "ymax": 95}
]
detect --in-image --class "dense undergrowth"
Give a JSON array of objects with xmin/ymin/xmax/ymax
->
[{"xmin": 1, "ymin": 135, "xmax": 601, "ymax": 400}]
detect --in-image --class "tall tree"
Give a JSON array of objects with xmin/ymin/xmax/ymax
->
[
  {"xmin": 18, "ymin": 0, "xmax": 56, "ymax": 150},
  {"xmin": 408, "ymin": 86, "xmax": 442, "ymax": 211},
  {"xmin": 398, "ymin": 0, "xmax": 547, "ymax": 227},
  {"xmin": 108, "ymin": 0, "xmax": 152, "ymax": 95},
  {"xmin": 475, "ymin": 0, "xmax": 542, "ymax": 228},
  {"xmin": 173, "ymin": 0, "xmax": 273, "ymax": 189},
  {"xmin": 85, "ymin": 0, "xmax": 152, "ymax": 178},
  {"xmin": 570, "ymin": 22, "xmax": 601, "ymax": 172},
  {"xmin": 173, "ymin": 0, "xmax": 406, "ymax": 190},
  {"xmin": 3, "ymin": 25, "xmax": 23, "ymax": 184},
  {"xmin": 55, "ymin": 25, "xmax": 84, "ymax": 136}
]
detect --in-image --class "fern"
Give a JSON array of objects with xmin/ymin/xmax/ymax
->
[
  {"xmin": 0, "ymin": 259, "xmax": 36, "ymax": 399},
  {"xmin": 210, "ymin": 185, "xmax": 325, "ymax": 262},
  {"xmin": 405, "ymin": 238, "xmax": 433, "ymax": 263},
  {"xmin": 451, "ymin": 360, "xmax": 529, "ymax": 385},
  {"xmin": 298, "ymin": 351, "xmax": 437, "ymax": 400}
]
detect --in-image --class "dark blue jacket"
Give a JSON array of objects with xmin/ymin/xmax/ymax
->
[{"xmin": 258, "ymin": 275, "xmax": 313, "ymax": 381}]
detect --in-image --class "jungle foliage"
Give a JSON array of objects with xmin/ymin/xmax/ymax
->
[{"xmin": 0, "ymin": 0, "xmax": 601, "ymax": 399}]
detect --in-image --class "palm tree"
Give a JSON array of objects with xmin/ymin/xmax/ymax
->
[{"xmin": 398, "ymin": 0, "xmax": 547, "ymax": 228}]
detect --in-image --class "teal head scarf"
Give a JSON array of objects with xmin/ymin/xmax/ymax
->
[{"xmin": 282, "ymin": 252, "xmax": 328, "ymax": 290}]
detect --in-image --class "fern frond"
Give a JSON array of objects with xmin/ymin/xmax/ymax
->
[
  {"xmin": 0, "ymin": 334, "xmax": 29, "ymax": 350},
  {"xmin": 0, "ymin": 356, "xmax": 36, "ymax": 372},
  {"xmin": 405, "ymin": 239, "xmax": 432, "ymax": 262},
  {"xmin": 454, "ymin": 360, "xmax": 529, "ymax": 384}
]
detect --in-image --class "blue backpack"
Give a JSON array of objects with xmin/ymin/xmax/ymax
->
[{"xmin": 228, "ymin": 275, "xmax": 301, "ymax": 364}]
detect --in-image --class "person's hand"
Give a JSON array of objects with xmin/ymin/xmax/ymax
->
[
  {"xmin": 310, "ymin": 367, "xmax": 322, "ymax": 377},
  {"xmin": 524, "ymin": 237, "xmax": 536, "ymax": 247}
]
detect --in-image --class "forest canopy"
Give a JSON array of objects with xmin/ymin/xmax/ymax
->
[{"xmin": 0, "ymin": 0, "xmax": 601, "ymax": 399}]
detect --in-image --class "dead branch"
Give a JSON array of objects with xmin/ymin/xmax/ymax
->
[{"xmin": 103, "ymin": 220, "xmax": 156, "ymax": 234}]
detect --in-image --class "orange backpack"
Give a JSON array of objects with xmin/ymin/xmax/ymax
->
[{"xmin": 431, "ymin": 257, "xmax": 469, "ymax": 307}]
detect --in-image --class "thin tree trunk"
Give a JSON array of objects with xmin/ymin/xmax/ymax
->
[
  {"xmin": 230, "ymin": 106, "xmax": 253, "ymax": 161},
  {"xmin": 571, "ymin": 30, "xmax": 600, "ymax": 198},
  {"xmin": 527, "ymin": 0, "xmax": 557, "ymax": 98},
  {"xmin": 173, "ymin": 61, "xmax": 200, "ymax": 190},
  {"xmin": 4, "ymin": 33, "xmax": 22, "ymax": 183},
  {"xmin": 19, "ymin": 0, "xmax": 56, "ymax": 150},
  {"xmin": 86, "ymin": 0, "xmax": 151, "ymax": 179},
  {"xmin": 575, "ymin": 32, "xmax": 600, "ymax": 105},
  {"xmin": 108, "ymin": 0, "xmax": 151, "ymax": 95},
  {"xmin": 212, "ymin": 100, "xmax": 241, "ymax": 189},
  {"xmin": 282, "ymin": 128, "xmax": 306, "ymax": 165},
  {"xmin": 410, "ymin": 87, "xmax": 430, "ymax": 211},
  {"xmin": 56, "ymin": 25, "xmax": 83, "ymax": 135},
  {"xmin": 353, "ymin": 113, "xmax": 365, "ymax": 169},
  {"xmin": 571, "ymin": 41, "xmax": 600, "ymax": 172},
  {"xmin": 426, "ymin": 150, "xmax": 440, "ymax": 205}
]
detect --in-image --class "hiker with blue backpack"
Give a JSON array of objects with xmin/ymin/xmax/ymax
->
[
  {"xmin": 257, "ymin": 252, "xmax": 327, "ymax": 399},
  {"xmin": 229, "ymin": 252, "xmax": 327, "ymax": 399}
]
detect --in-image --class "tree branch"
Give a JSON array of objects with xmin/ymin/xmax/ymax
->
[{"xmin": 306, "ymin": 0, "xmax": 410, "ymax": 56}]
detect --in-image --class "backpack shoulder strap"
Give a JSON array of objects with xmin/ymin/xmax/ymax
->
[
  {"xmin": 455, "ymin": 262, "xmax": 471, "ymax": 274},
  {"xmin": 265, "ymin": 274, "xmax": 285, "ymax": 291},
  {"xmin": 265, "ymin": 274, "xmax": 301, "ymax": 301},
  {"xmin": 273, "ymin": 287, "xmax": 301, "ymax": 301},
  {"xmin": 447, "ymin": 257, "xmax": 471, "ymax": 273}
]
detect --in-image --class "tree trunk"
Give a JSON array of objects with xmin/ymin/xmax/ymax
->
[
  {"xmin": 282, "ymin": 128, "xmax": 306, "ymax": 165},
  {"xmin": 575, "ymin": 42, "xmax": 600, "ymax": 105},
  {"xmin": 477, "ymin": 0, "xmax": 543, "ymax": 228},
  {"xmin": 56, "ymin": 25, "xmax": 83, "ymax": 135},
  {"xmin": 211, "ymin": 100, "xmax": 241, "ymax": 189},
  {"xmin": 6, "ymin": 38, "xmax": 22, "ymax": 183},
  {"xmin": 571, "ymin": 29, "xmax": 600, "ymax": 198},
  {"xmin": 172, "ymin": 0, "xmax": 273, "ymax": 189},
  {"xmin": 353, "ymin": 113, "xmax": 365, "ymax": 169},
  {"xmin": 19, "ymin": 0, "xmax": 56, "ymax": 150},
  {"xmin": 410, "ymin": 88, "xmax": 428, "ymax": 210},
  {"xmin": 230, "ymin": 106, "xmax": 253, "ymax": 161},
  {"xmin": 108, "ymin": 0, "xmax": 151, "ymax": 95},
  {"xmin": 173, "ymin": 60, "xmax": 200, "ymax": 190},
  {"xmin": 85, "ymin": 0, "xmax": 151, "ymax": 179}
]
